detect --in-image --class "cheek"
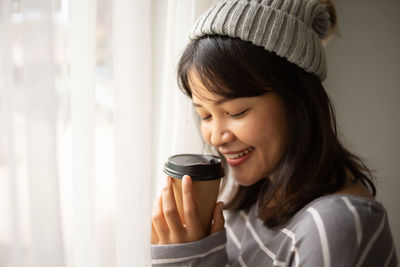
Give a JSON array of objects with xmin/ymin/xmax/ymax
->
[
  {"xmin": 257, "ymin": 117, "xmax": 289, "ymax": 159},
  {"xmin": 243, "ymin": 113, "xmax": 288, "ymax": 152},
  {"xmin": 233, "ymin": 117, "xmax": 262, "ymax": 142},
  {"xmin": 200, "ymin": 124, "xmax": 211, "ymax": 144}
]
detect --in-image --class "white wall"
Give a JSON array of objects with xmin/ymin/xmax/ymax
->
[{"xmin": 324, "ymin": 0, "xmax": 400, "ymax": 255}]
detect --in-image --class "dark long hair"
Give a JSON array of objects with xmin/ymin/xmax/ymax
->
[{"xmin": 177, "ymin": 35, "xmax": 376, "ymax": 228}]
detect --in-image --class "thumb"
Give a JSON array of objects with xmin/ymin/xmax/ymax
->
[{"xmin": 210, "ymin": 201, "xmax": 225, "ymax": 234}]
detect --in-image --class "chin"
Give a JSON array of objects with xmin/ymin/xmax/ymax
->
[
  {"xmin": 233, "ymin": 173, "xmax": 264, "ymax": 187},
  {"xmin": 237, "ymin": 181, "xmax": 256, "ymax": 187}
]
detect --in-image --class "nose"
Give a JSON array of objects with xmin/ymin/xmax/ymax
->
[{"xmin": 210, "ymin": 119, "xmax": 235, "ymax": 147}]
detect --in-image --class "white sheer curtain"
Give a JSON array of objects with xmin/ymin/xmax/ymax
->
[
  {"xmin": 0, "ymin": 0, "xmax": 216, "ymax": 266},
  {"xmin": 152, "ymin": 0, "xmax": 218, "ymax": 193}
]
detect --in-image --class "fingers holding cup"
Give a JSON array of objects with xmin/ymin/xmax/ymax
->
[
  {"xmin": 162, "ymin": 176, "xmax": 186, "ymax": 242},
  {"xmin": 151, "ymin": 193, "xmax": 170, "ymax": 244},
  {"xmin": 182, "ymin": 175, "xmax": 204, "ymax": 239}
]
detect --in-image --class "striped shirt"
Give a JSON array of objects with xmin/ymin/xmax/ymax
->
[{"xmin": 151, "ymin": 194, "xmax": 397, "ymax": 266}]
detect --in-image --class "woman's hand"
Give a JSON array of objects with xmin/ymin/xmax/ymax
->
[{"xmin": 151, "ymin": 175, "xmax": 225, "ymax": 245}]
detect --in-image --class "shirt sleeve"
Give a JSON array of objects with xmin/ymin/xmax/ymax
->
[{"xmin": 151, "ymin": 229, "xmax": 228, "ymax": 266}]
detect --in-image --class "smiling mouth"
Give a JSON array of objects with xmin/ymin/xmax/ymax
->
[{"xmin": 225, "ymin": 147, "xmax": 255, "ymax": 159}]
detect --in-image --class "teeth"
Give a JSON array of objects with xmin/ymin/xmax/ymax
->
[{"xmin": 226, "ymin": 147, "xmax": 254, "ymax": 159}]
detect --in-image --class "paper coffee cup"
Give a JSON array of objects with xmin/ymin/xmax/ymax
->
[{"xmin": 163, "ymin": 154, "xmax": 224, "ymax": 234}]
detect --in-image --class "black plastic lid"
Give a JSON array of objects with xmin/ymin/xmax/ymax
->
[{"xmin": 163, "ymin": 154, "xmax": 225, "ymax": 181}]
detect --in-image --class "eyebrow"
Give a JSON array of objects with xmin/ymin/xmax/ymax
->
[{"xmin": 193, "ymin": 98, "xmax": 233, "ymax": 107}]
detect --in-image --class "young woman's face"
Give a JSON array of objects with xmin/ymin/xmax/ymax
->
[{"xmin": 189, "ymin": 69, "xmax": 290, "ymax": 186}]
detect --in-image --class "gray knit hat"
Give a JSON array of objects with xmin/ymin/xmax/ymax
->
[{"xmin": 189, "ymin": 0, "xmax": 330, "ymax": 81}]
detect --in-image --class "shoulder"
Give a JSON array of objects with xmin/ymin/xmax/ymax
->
[
  {"xmin": 298, "ymin": 194, "xmax": 388, "ymax": 237},
  {"xmin": 287, "ymin": 194, "xmax": 396, "ymax": 266}
]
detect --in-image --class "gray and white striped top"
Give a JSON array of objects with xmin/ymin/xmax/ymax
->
[{"xmin": 151, "ymin": 194, "xmax": 397, "ymax": 266}]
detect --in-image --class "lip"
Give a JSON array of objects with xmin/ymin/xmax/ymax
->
[
  {"xmin": 223, "ymin": 147, "xmax": 255, "ymax": 167},
  {"xmin": 220, "ymin": 147, "xmax": 253, "ymax": 155}
]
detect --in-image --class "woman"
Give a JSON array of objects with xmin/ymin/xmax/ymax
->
[{"xmin": 150, "ymin": 0, "xmax": 397, "ymax": 266}]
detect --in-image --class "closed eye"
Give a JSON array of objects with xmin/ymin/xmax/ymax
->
[
  {"xmin": 201, "ymin": 114, "xmax": 212, "ymax": 121},
  {"xmin": 229, "ymin": 109, "xmax": 249, "ymax": 118}
]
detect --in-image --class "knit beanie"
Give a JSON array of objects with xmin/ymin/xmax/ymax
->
[{"xmin": 189, "ymin": 0, "xmax": 330, "ymax": 81}]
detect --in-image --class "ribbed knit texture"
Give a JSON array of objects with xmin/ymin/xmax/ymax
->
[{"xmin": 189, "ymin": 0, "xmax": 330, "ymax": 81}]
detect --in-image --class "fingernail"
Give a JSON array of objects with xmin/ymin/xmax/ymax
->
[
  {"xmin": 182, "ymin": 175, "xmax": 190, "ymax": 184},
  {"xmin": 166, "ymin": 176, "xmax": 171, "ymax": 185}
]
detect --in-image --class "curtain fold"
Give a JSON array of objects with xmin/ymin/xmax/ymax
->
[
  {"xmin": 21, "ymin": 0, "xmax": 65, "ymax": 266},
  {"xmin": 113, "ymin": 0, "xmax": 152, "ymax": 266},
  {"xmin": 153, "ymin": 0, "xmax": 216, "ymax": 195},
  {"xmin": 69, "ymin": 0, "xmax": 97, "ymax": 266},
  {"xmin": 0, "ymin": 1, "xmax": 21, "ymax": 267}
]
